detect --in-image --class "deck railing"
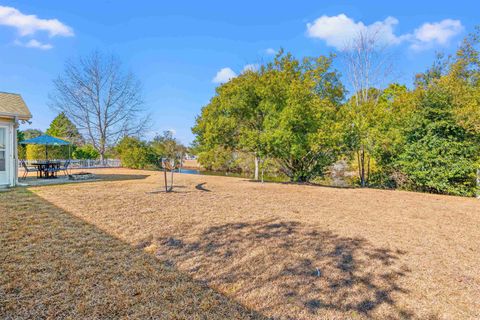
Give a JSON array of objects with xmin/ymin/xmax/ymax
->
[{"xmin": 19, "ymin": 159, "xmax": 121, "ymax": 169}]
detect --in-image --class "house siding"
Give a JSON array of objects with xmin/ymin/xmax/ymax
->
[{"xmin": 0, "ymin": 118, "xmax": 16, "ymax": 187}]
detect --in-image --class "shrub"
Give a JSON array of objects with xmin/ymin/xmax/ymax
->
[
  {"xmin": 116, "ymin": 137, "xmax": 156, "ymax": 169},
  {"xmin": 396, "ymin": 87, "xmax": 480, "ymax": 196},
  {"xmin": 72, "ymin": 144, "xmax": 100, "ymax": 160}
]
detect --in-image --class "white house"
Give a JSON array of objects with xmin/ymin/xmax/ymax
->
[{"xmin": 0, "ymin": 92, "xmax": 32, "ymax": 187}]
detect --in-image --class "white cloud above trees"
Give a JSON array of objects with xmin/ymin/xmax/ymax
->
[
  {"xmin": 307, "ymin": 14, "xmax": 405, "ymax": 49},
  {"xmin": 212, "ymin": 67, "xmax": 237, "ymax": 83},
  {"xmin": 212, "ymin": 64, "xmax": 260, "ymax": 84},
  {"xmin": 410, "ymin": 19, "xmax": 464, "ymax": 50},
  {"xmin": 306, "ymin": 14, "xmax": 463, "ymax": 51}
]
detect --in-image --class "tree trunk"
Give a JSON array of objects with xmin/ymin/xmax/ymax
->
[
  {"xmin": 360, "ymin": 147, "xmax": 366, "ymax": 187},
  {"xmin": 477, "ymin": 168, "xmax": 480, "ymax": 199},
  {"xmin": 99, "ymin": 136, "xmax": 106, "ymax": 165},
  {"xmin": 164, "ymin": 167, "xmax": 168, "ymax": 192},
  {"xmin": 366, "ymin": 155, "xmax": 371, "ymax": 186},
  {"xmin": 100, "ymin": 152, "xmax": 106, "ymax": 166},
  {"xmin": 357, "ymin": 151, "xmax": 361, "ymax": 184},
  {"xmin": 254, "ymin": 155, "xmax": 259, "ymax": 181}
]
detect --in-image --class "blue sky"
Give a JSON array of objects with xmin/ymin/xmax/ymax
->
[{"xmin": 0, "ymin": 1, "xmax": 478, "ymax": 144}]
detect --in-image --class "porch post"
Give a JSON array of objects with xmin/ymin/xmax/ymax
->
[{"xmin": 13, "ymin": 116, "xmax": 19, "ymax": 186}]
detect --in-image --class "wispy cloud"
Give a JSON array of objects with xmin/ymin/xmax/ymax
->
[
  {"xmin": 306, "ymin": 14, "xmax": 463, "ymax": 51},
  {"xmin": 242, "ymin": 64, "xmax": 259, "ymax": 73},
  {"xmin": 410, "ymin": 19, "xmax": 464, "ymax": 51},
  {"xmin": 14, "ymin": 39, "xmax": 53, "ymax": 50},
  {"xmin": 0, "ymin": 5, "xmax": 73, "ymax": 37},
  {"xmin": 212, "ymin": 67, "xmax": 237, "ymax": 83},
  {"xmin": 265, "ymin": 48, "xmax": 277, "ymax": 55}
]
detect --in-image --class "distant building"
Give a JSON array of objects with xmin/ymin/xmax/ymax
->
[
  {"xmin": 184, "ymin": 153, "xmax": 197, "ymax": 160},
  {"xmin": 0, "ymin": 92, "xmax": 32, "ymax": 187}
]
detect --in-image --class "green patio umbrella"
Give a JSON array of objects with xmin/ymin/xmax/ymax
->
[{"xmin": 20, "ymin": 134, "xmax": 70, "ymax": 160}]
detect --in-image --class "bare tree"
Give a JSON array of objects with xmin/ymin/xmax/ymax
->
[
  {"xmin": 342, "ymin": 30, "xmax": 394, "ymax": 187},
  {"xmin": 50, "ymin": 51, "xmax": 148, "ymax": 160},
  {"xmin": 343, "ymin": 30, "xmax": 393, "ymax": 106}
]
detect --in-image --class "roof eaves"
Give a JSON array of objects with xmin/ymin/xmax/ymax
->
[{"xmin": 0, "ymin": 111, "xmax": 32, "ymax": 120}]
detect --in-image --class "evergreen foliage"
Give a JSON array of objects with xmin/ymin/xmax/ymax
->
[{"xmin": 191, "ymin": 31, "xmax": 480, "ymax": 196}]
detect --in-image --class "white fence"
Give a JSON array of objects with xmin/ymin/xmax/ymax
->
[{"xmin": 20, "ymin": 159, "xmax": 121, "ymax": 169}]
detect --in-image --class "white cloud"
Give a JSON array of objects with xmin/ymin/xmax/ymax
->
[
  {"xmin": 212, "ymin": 64, "xmax": 259, "ymax": 83},
  {"xmin": 306, "ymin": 14, "xmax": 463, "ymax": 51},
  {"xmin": 15, "ymin": 39, "xmax": 53, "ymax": 50},
  {"xmin": 212, "ymin": 67, "xmax": 237, "ymax": 83},
  {"xmin": 306, "ymin": 14, "xmax": 403, "ymax": 50},
  {"xmin": 242, "ymin": 64, "xmax": 259, "ymax": 73},
  {"xmin": 265, "ymin": 48, "xmax": 277, "ymax": 55},
  {"xmin": 410, "ymin": 19, "xmax": 463, "ymax": 50},
  {"xmin": 0, "ymin": 5, "xmax": 73, "ymax": 37}
]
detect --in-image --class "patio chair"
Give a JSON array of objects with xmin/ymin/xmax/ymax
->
[
  {"xmin": 45, "ymin": 162, "xmax": 62, "ymax": 178},
  {"xmin": 59, "ymin": 160, "xmax": 71, "ymax": 176},
  {"xmin": 20, "ymin": 160, "xmax": 39, "ymax": 180}
]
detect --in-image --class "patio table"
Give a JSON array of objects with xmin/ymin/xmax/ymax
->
[{"xmin": 31, "ymin": 161, "xmax": 61, "ymax": 179}]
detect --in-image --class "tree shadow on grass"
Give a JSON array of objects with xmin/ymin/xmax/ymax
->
[
  {"xmin": 0, "ymin": 189, "xmax": 266, "ymax": 319},
  {"xmin": 93, "ymin": 173, "xmax": 151, "ymax": 182},
  {"xmin": 19, "ymin": 174, "xmax": 151, "ymax": 189},
  {"xmin": 195, "ymin": 182, "xmax": 211, "ymax": 192},
  {"xmin": 154, "ymin": 220, "xmax": 415, "ymax": 319}
]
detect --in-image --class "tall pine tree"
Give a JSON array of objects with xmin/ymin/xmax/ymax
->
[
  {"xmin": 46, "ymin": 112, "xmax": 84, "ymax": 144},
  {"xmin": 44, "ymin": 112, "xmax": 84, "ymax": 159}
]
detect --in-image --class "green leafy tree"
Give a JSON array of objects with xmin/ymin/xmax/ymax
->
[
  {"xmin": 340, "ymin": 29, "xmax": 402, "ymax": 187},
  {"xmin": 414, "ymin": 53, "xmax": 451, "ymax": 89},
  {"xmin": 43, "ymin": 113, "xmax": 83, "ymax": 159},
  {"xmin": 72, "ymin": 144, "xmax": 100, "ymax": 160},
  {"xmin": 339, "ymin": 90, "xmax": 381, "ymax": 186},
  {"xmin": 340, "ymin": 84, "xmax": 416, "ymax": 188},
  {"xmin": 437, "ymin": 29, "xmax": 480, "ymax": 196},
  {"xmin": 17, "ymin": 130, "xmax": 26, "ymax": 160},
  {"xmin": 193, "ymin": 51, "xmax": 344, "ymax": 182},
  {"xmin": 22, "ymin": 129, "xmax": 44, "ymax": 160},
  {"xmin": 193, "ymin": 70, "xmax": 267, "ymax": 179},
  {"xmin": 196, "ymin": 146, "xmax": 238, "ymax": 172},
  {"xmin": 22, "ymin": 129, "xmax": 43, "ymax": 140},
  {"xmin": 116, "ymin": 136, "xmax": 156, "ymax": 169},
  {"xmin": 261, "ymin": 52, "xmax": 344, "ymax": 182},
  {"xmin": 347, "ymin": 84, "xmax": 415, "ymax": 187},
  {"xmin": 46, "ymin": 112, "xmax": 84, "ymax": 144},
  {"xmin": 396, "ymin": 85, "xmax": 479, "ymax": 196},
  {"xmin": 26, "ymin": 145, "xmax": 46, "ymax": 161},
  {"xmin": 17, "ymin": 130, "xmax": 25, "ymax": 141},
  {"xmin": 443, "ymin": 28, "xmax": 480, "ymax": 137},
  {"xmin": 151, "ymin": 131, "xmax": 187, "ymax": 161}
]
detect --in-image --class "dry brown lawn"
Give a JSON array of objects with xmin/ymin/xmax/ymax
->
[{"xmin": 2, "ymin": 168, "xmax": 480, "ymax": 319}]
